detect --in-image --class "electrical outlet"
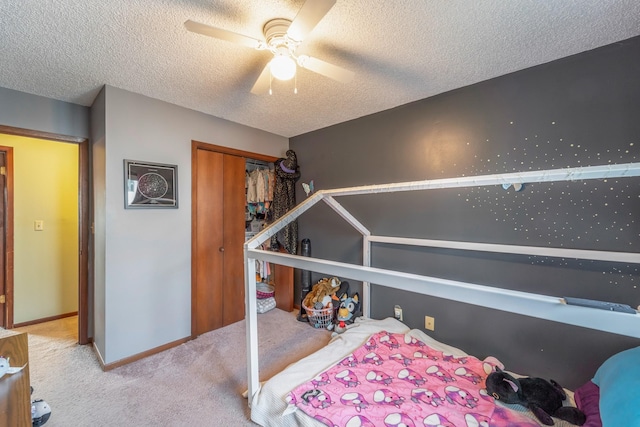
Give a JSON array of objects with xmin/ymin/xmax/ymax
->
[
  {"xmin": 424, "ymin": 315, "xmax": 435, "ymax": 331},
  {"xmin": 394, "ymin": 305, "xmax": 403, "ymax": 321}
]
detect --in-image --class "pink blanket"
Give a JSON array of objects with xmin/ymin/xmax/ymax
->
[{"xmin": 288, "ymin": 331, "xmax": 539, "ymax": 427}]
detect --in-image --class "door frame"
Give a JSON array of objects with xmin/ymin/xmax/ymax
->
[
  {"xmin": 0, "ymin": 125, "xmax": 90, "ymax": 344},
  {"xmin": 191, "ymin": 140, "xmax": 278, "ymax": 337},
  {"xmin": 0, "ymin": 147, "xmax": 11, "ymax": 329}
]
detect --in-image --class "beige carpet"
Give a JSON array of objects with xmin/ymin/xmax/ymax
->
[{"xmin": 15, "ymin": 309, "xmax": 331, "ymax": 426}]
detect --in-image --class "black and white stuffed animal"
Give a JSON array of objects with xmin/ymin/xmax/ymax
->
[{"xmin": 485, "ymin": 367, "xmax": 586, "ymax": 426}]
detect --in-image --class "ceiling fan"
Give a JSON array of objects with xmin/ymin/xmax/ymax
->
[{"xmin": 184, "ymin": 0, "xmax": 354, "ymax": 94}]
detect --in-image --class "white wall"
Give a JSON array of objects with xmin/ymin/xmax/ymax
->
[
  {"xmin": 1, "ymin": 83, "xmax": 288, "ymax": 364},
  {"xmin": 91, "ymin": 87, "xmax": 106, "ymax": 355},
  {"xmin": 0, "ymin": 87, "xmax": 89, "ymax": 138},
  {"xmin": 98, "ymin": 86, "xmax": 288, "ymax": 363}
]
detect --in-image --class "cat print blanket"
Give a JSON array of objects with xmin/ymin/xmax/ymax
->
[{"xmin": 287, "ymin": 331, "xmax": 539, "ymax": 427}]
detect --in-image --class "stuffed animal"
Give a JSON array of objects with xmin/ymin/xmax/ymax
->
[
  {"xmin": 303, "ymin": 277, "xmax": 342, "ymax": 309},
  {"xmin": 336, "ymin": 292, "xmax": 360, "ymax": 324},
  {"xmin": 329, "ymin": 291, "xmax": 361, "ymax": 334},
  {"xmin": 485, "ymin": 367, "xmax": 586, "ymax": 426}
]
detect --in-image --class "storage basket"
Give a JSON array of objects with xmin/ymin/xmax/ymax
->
[
  {"xmin": 256, "ymin": 296, "xmax": 276, "ymax": 313},
  {"xmin": 303, "ymin": 302, "xmax": 334, "ymax": 329},
  {"xmin": 256, "ymin": 283, "xmax": 275, "ymax": 299}
]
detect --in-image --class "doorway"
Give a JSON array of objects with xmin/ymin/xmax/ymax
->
[{"xmin": 0, "ymin": 125, "xmax": 89, "ymax": 344}]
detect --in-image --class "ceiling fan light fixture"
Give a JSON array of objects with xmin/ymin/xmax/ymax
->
[
  {"xmin": 270, "ymin": 54, "xmax": 296, "ymax": 81},
  {"xmin": 185, "ymin": 0, "xmax": 352, "ymax": 95}
]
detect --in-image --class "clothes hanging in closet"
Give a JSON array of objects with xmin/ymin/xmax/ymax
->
[
  {"xmin": 271, "ymin": 150, "xmax": 300, "ymax": 255},
  {"xmin": 246, "ymin": 168, "xmax": 274, "ymax": 204}
]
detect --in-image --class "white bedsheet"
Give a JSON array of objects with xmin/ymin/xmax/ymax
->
[{"xmin": 249, "ymin": 316, "xmax": 576, "ymax": 427}]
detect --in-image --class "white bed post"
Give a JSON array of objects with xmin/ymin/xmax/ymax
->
[
  {"xmin": 243, "ymin": 194, "xmax": 325, "ymax": 403},
  {"xmin": 244, "ymin": 248, "xmax": 259, "ymax": 402},
  {"xmin": 321, "ymin": 196, "xmax": 372, "ymax": 317},
  {"xmin": 363, "ymin": 235, "xmax": 371, "ymax": 318}
]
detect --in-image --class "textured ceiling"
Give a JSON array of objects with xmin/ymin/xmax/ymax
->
[{"xmin": 1, "ymin": 0, "xmax": 639, "ymax": 138}]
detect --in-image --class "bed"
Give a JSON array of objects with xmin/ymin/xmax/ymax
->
[
  {"xmin": 250, "ymin": 316, "xmax": 586, "ymax": 427},
  {"xmin": 244, "ymin": 163, "xmax": 640, "ymax": 426}
]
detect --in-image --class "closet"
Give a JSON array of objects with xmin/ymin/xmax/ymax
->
[
  {"xmin": 191, "ymin": 141, "xmax": 293, "ymax": 337},
  {"xmin": 244, "ymin": 159, "xmax": 273, "ymax": 242}
]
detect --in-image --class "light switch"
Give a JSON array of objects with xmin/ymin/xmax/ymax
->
[{"xmin": 34, "ymin": 220, "xmax": 44, "ymax": 231}]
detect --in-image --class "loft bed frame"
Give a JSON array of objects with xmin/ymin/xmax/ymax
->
[{"xmin": 243, "ymin": 162, "xmax": 640, "ymax": 401}]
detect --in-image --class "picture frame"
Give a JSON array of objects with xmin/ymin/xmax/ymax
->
[{"xmin": 124, "ymin": 159, "xmax": 178, "ymax": 209}]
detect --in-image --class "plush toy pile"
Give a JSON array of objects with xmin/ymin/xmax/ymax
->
[
  {"xmin": 302, "ymin": 277, "xmax": 343, "ymax": 310},
  {"xmin": 302, "ymin": 277, "xmax": 357, "ymax": 329}
]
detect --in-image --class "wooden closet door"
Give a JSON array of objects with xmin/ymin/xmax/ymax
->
[
  {"xmin": 193, "ymin": 141, "xmax": 290, "ymax": 336},
  {"xmin": 194, "ymin": 149, "xmax": 224, "ymax": 335},
  {"xmin": 221, "ymin": 154, "xmax": 246, "ymax": 325}
]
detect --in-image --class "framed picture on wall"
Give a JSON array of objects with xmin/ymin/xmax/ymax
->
[{"xmin": 124, "ymin": 159, "xmax": 178, "ymax": 208}]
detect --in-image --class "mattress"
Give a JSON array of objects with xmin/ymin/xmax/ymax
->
[{"xmin": 250, "ymin": 317, "xmax": 577, "ymax": 427}]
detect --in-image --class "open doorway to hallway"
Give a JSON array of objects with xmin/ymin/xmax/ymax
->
[
  {"xmin": 1, "ymin": 134, "xmax": 78, "ymax": 339},
  {"xmin": 0, "ymin": 126, "xmax": 89, "ymax": 344}
]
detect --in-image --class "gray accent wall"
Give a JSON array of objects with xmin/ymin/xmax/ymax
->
[{"xmin": 290, "ymin": 36, "xmax": 640, "ymax": 388}]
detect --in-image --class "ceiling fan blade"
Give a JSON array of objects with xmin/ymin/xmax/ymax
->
[
  {"xmin": 250, "ymin": 64, "xmax": 272, "ymax": 95},
  {"xmin": 184, "ymin": 20, "xmax": 262, "ymax": 49},
  {"xmin": 286, "ymin": 0, "xmax": 336, "ymax": 42},
  {"xmin": 298, "ymin": 55, "xmax": 354, "ymax": 84}
]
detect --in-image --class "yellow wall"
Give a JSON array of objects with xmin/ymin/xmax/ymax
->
[{"xmin": 0, "ymin": 134, "xmax": 78, "ymax": 323}]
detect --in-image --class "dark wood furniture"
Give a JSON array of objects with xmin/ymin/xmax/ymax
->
[
  {"xmin": 0, "ymin": 331, "xmax": 31, "ymax": 427},
  {"xmin": 273, "ymin": 247, "xmax": 294, "ymax": 311}
]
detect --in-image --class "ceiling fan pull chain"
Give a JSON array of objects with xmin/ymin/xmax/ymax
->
[{"xmin": 269, "ymin": 70, "xmax": 273, "ymax": 95}]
